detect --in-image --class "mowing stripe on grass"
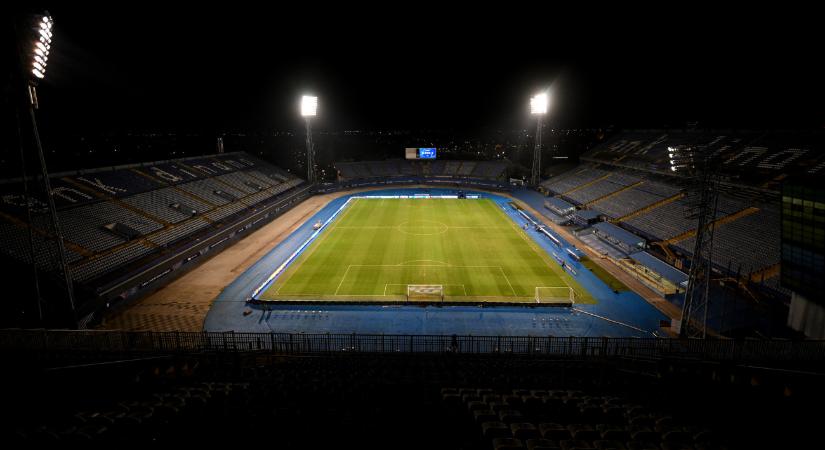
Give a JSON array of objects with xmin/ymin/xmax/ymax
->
[{"xmin": 257, "ymin": 198, "xmax": 596, "ymax": 304}]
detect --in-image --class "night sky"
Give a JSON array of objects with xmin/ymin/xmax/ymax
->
[{"xmin": 18, "ymin": 6, "xmax": 825, "ymax": 135}]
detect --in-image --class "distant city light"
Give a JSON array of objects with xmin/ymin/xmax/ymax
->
[
  {"xmin": 301, "ymin": 95, "xmax": 317, "ymax": 117},
  {"xmin": 531, "ymin": 92, "xmax": 549, "ymax": 115}
]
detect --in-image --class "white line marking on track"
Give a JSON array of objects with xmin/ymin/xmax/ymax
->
[{"xmin": 571, "ymin": 307, "xmax": 651, "ymax": 334}]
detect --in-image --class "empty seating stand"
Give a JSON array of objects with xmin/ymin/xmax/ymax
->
[
  {"xmin": 8, "ymin": 345, "xmax": 814, "ymax": 447},
  {"xmin": 565, "ymin": 173, "xmax": 640, "ymax": 205},
  {"xmin": 43, "ymin": 202, "xmax": 163, "ymax": 253},
  {"xmin": 123, "ymin": 188, "xmax": 209, "ymax": 224},
  {"xmin": 443, "ymin": 387, "xmax": 724, "ymax": 450},
  {"xmin": 590, "ymin": 182, "xmax": 676, "ymax": 219},
  {"xmin": 542, "ymin": 167, "xmax": 609, "ymax": 196},
  {"xmin": 71, "ymin": 242, "xmax": 155, "ymax": 282},
  {"xmin": 333, "ymin": 159, "xmax": 507, "ymax": 182},
  {"xmin": 147, "ymin": 218, "xmax": 210, "ymax": 247},
  {"xmin": 540, "ymin": 158, "xmax": 787, "ymax": 297},
  {"xmin": 622, "ymin": 200, "xmax": 699, "ymax": 240},
  {"xmin": 0, "ymin": 152, "xmax": 305, "ymax": 288},
  {"xmin": 0, "ymin": 221, "xmax": 83, "ymax": 272},
  {"xmin": 676, "ymin": 207, "xmax": 780, "ymax": 274}
]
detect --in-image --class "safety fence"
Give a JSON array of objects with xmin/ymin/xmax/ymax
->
[{"xmin": 2, "ymin": 329, "xmax": 824, "ymax": 364}]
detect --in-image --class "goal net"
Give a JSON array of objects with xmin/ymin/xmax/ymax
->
[
  {"xmin": 535, "ymin": 286, "xmax": 575, "ymax": 306},
  {"xmin": 407, "ymin": 285, "xmax": 444, "ymax": 302}
]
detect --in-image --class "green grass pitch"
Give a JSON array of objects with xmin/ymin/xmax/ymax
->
[{"xmin": 257, "ymin": 198, "xmax": 595, "ymax": 304}]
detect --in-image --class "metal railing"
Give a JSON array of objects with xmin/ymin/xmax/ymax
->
[{"xmin": 2, "ymin": 329, "xmax": 825, "ymax": 364}]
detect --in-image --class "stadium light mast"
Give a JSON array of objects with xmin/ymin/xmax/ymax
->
[
  {"xmin": 530, "ymin": 92, "xmax": 549, "ymax": 186},
  {"xmin": 16, "ymin": 13, "xmax": 77, "ymax": 325},
  {"xmin": 301, "ymin": 95, "xmax": 318, "ymax": 183},
  {"xmin": 669, "ymin": 145, "xmax": 720, "ymax": 339}
]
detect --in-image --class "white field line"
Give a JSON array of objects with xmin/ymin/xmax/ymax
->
[
  {"xmin": 333, "ymin": 225, "xmax": 509, "ymax": 229},
  {"xmin": 268, "ymin": 198, "xmax": 578, "ymax": 302},
  {"xmin": 352, "ymin": 283, "xmax": 469, "ymax": 297},
  {"xmin": 273, "ymin": 198, "xmax": 358, "ymax": 295},
  {"xmin": 495, "ymin": 206, "xmax": 576, "ymax": 294},
  {"xmin": 535, "ymin": 286, "xmax": 575, "ymax": 304},
  {"xmin": 498, "ymin": 267, "xmax": 518, "ymax": 296},
  {"xmin": 334, "ymin": 264, "xmax": 353, "ymax": 295}
]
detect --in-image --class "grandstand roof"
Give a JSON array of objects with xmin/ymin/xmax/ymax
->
[
  {"xmin": 566, "ymin": 247, "xmax": 585, "ymax": 260},
  {"xmin": 592, "ymin": 222, "xmax": 645, "ymax": 248},
  {"xmin": 582, "ymin": 130, "xmax": 825, "ymax": 193},
  {"xmin": 539, "ymin": 209, "xmax": 570, "ymax": 225},
  {"xmin": 629, "ymin": 251, "xmax": 689, "ymax": 287},
  {"xmin": 573, "ymin": 210, "xmax": 602, "ymax": 221},
  {"xmin": 544, "ymin": 196, "xmax": 576, "ymax": 212}
]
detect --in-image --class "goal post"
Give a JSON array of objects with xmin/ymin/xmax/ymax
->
[
  {"xmin": 407, "ymin": 284, "xmax": 444, "ymax": 302},
  {"xmin": 535, "ymin": 286, "xmax": 575, "ymax": 306}
]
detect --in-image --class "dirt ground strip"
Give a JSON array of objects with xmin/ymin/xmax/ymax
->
[{"xmin": 100, "ymin": 186, "xmax": 403, "ymax": 331}]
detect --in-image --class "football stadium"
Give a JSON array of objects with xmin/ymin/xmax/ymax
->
[{"xmin": 1, "ymin": 8, "xmax": 824, "ymax": 448}]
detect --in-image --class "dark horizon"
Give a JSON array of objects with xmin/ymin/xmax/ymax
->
[{"xmin": 12, "ymin": 5, "xmax": 820, "ymax": 140}]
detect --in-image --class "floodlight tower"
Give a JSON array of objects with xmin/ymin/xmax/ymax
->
[
  {"xmin": 669, "ymin": 145, "xmax": 720, "ymax": 338},
  {"xmin": 17, "ymin": 13, "xmax": 77, "ymax": 325},
  {"xmin": 530, "ymin": 92, "xmax": 549, "ymax": 186},
  {"xmin": 301, "ymin": 95, "xmax": 318, "ymax": 183}
]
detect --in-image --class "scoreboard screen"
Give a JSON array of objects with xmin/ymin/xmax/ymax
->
[
  {"xmin": 418, "ymin": 148, "xmax": 436, "ymax": 159},
  {"xmin": 405, "ymin": 147, "xmax": 437, "ymax": 159}
]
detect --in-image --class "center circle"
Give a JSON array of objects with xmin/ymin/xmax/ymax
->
[{"xmin": 396, "ymin": 220, "xmax": 448, "ymax": 236}]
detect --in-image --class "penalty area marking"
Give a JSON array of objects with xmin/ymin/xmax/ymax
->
[
  {"xmin": 498, "ymin": 267, "xmax": 518, "ymax": 296},
  {"xmin": 397, "ymin": 259, "xmax": 450, "ymax": 266},
  {"xmin": 384, "ymin": 283, "xmax": 467, "ymax": 296},
  {"xmin": 260, "ymin": 197, "xmax": 355, "ymax": 299},
  {"xmin": 534, "ymin": 286, "xmax": 575, "ymax": 305},
  {"xmin": 493, "ymin": 205, "xmax": 581, "ymax": 299},
  {"xmin": 333, "ymin": 263, "xmax": 515, "ymax": 297},
  {"xmin": 333, "ymin": 265, "xmax": 353, "ymax": 295}
]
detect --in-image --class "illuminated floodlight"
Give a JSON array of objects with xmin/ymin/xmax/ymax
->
[
  {"xmin": 301, "ymin": 95, "xmax": 318, "ymax": 182},
  {"xmin": 29, "ymin": 14, "xmax": 54, "ymax": 82},
  {"xmin": 301, "ymin": 95, "xmax": 318, "ymax": 117},
  {"xmin": 668, "ymin": 146, "xmax": 696, "ymax": 173},
  {"xmin": 529, "ymin": 90, "xmax": 550, "ymax": 185},
  {"xmin": 531, "ymin": 92, "xmax": 549, "ymax": 115}
]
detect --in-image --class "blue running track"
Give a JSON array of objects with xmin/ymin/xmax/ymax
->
[{"xmin": 204, "ymin": 188, "xmax": 668, "ymax": 337}]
